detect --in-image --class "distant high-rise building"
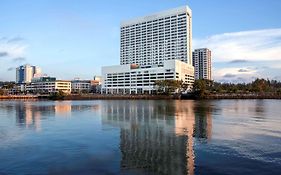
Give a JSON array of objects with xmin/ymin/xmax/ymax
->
[
  {"xmin": 16, "ymin": 64, "xmax": 42, "ymax": 84},
  {"xmin": 192, "ymin": 48, "xmax": 212, "ymax": 80}
]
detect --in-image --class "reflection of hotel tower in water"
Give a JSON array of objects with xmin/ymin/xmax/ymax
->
[{"xmin": 101, "ymin": 100, "xmax": 212, "ymax": 175}]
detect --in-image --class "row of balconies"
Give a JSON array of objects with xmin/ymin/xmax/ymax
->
[
  {"xmin": 121, "ymin": 19, "xmax": 188, "ymax": 31},
  {"xmin": 121, "ymin": 35, "xmax": 187, "ymax": 42},
  {"xmin": 121, "ymin": 42, "xmax": 187, "ymax": 47},
  {"xmin": 121, "ymin": 51, "xmax": 183, "ymax": 54},
  {"xmin": 107, "ymin": 72, "xmax": 174, "ymax": 77},
  {"xmin": 121, "ymin": 26, "xmax": 187, "ymax": 34},
  {"xmin": 122, "ymin": 40, "xmax": 187, "ymax": 44},
  {"xmin": 122, "ymin": 45, "xmax": 187, "ymax": 49},
  {"xmin": 122, "ymin": 21, "xmax": 187, "ymax": 30},
  {"xmin": 121, "ymin": 48, "xmax": 188, "ymax": 53},
  {"xmin": 121, "ymin": 31, "xmax": 186, "ymax": 38},
  {"xmin": 121, "ymin": 54, "xmax": 187, "ymax": 58},
  {"xmin": 121, "ymin": 28, "xmax": 187, "ymax": 34}
]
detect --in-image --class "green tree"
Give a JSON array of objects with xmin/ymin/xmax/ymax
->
[
  {"xmin": 49, "ymin": 90, "xmax": 66, "ymax": 100},
  {"xmin": 193, "ymin": 79, "xmax": 207, "ymax": 98},
  {"xmin": 193, "ymin": 79, "xmax": 214, "ymax": 98},
  {"xmin": 155, "ymin": 80, "xmax": 182, "ymax": 95},
  {"xmin": 251, "ymin": 78, "xmax": 269, "ymax": 92}
]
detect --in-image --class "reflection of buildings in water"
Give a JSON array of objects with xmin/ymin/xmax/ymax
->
[
  {"xmin": 14, "ymin": 101, "xmax": 101, "ymax": 131},
  {"xmin": 101, "ymin": 100, "xmax": 209, "ymax": 175},
  {"xmin": 174, "ymin": 101, "xmax": 195, "ymax": 175},
  {"xmin": 71, "ymin": 104, "xmax": 100, "ymax": 113},
  {"xmin": 54, "ymin": 102, "xmax": 101, "ymax": 116},
  {"xmin": 54, "ymin": 102, "xmax": 72, "ymax": 116},
  {"xmin": 254, "ymin": 100, "xmax": 265, "ymax": 117},
  {"xmin": 193, "ymin": 102, "xmax": 212, "ymax": 141},
  {"xmin": 15, "ymin": 102, "xmax": 42, "ymax": 131}
]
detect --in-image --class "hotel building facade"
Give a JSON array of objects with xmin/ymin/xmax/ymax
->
[
  {"xmin": 102, "ymin": 60, "xmax": 194, "ymax": 94},
  {"xmin": 102, "ymin": 6, "xmax": 194, "ymax": 94}
]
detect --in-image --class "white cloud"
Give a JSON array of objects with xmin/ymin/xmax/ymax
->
[
  {"xmin": 213, "ymin": 67, "xmax": 258, "ymax": 82},
  {"xmin": 193, "ymin": 28, "xmax": 281, "ymax": 62},
  {"xmin": 0, "ymin": 37, "xmax": 28, "ymax": 59}
]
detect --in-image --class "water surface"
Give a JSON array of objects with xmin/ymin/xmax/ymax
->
[{"xmin": 0, "ymin": 100, "xmax": 280, "ymax": 175}]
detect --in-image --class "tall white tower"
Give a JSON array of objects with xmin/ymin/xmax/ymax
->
[{"xmin": 120, "ymin": 6, "xmax": 193, "ymax": 66}]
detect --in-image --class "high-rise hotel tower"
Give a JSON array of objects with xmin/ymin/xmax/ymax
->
[
  {"xmin": 120, "ymin": 6, "xmax": 192, "ymax": 66},
  {"xmin": 102, "ymin": 6, "xmax": 194, "ymax": 94}
]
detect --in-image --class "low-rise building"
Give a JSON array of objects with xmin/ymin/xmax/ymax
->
[
  {"xmin": 91, "ymin": 76, "xmax": 102, "ymax": 93},
  {"xmin": 102, "ymin": 60, "xmax": 194, "ymax": 94},
  {"xmin": 26, "ymin": 77, "xmax": 71, "ymax": 94},
  {"xmin": 71, "ymin": 80, "xmax": 91, "ymax": 93}
]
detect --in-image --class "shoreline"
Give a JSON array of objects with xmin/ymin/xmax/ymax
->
[{"xmin": 1, "ymin": 94, "xmax": 281, "ymax": 100}]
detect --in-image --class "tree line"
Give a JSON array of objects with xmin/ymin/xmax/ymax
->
[
  {"xmin": 193, "ymin": 78, "xmax": 281, "ymax": 98},
  {"xmin": 0, "ymin": 81, "xmax": 16, "ymax": 95}
]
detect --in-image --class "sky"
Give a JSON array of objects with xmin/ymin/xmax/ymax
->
[{"xmin": 0, "ymin": 0, "xmax": 281, "ymax": 82}]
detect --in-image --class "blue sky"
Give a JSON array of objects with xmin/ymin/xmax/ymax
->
[{"xmin": 0, "ymin": 0, "xmax": 281, "ymax": 82}]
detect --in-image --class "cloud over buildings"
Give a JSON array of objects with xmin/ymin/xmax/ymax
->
[
  {"xmin": 193, "ymin": 28, "xmax": 281, "ymax": 62},
  {"xmin": 7, "ymin": 67, "xmax": 15, "ymax": 71},
  {"xmin": 0, "ymin": 36, "xmax": 28, "ymax": 60},
  {"xmin": 13, "ymin": 57, "xmax": 26, "ymax": 62},
  {"xmin": 7, "ymin": 37, "xmax": 25, "ymax": 43},
  {"xmin": 0, "ymin": 52, "xmax": 8, "ymax": 57},
  {"xmin": 229, "ymin": 59, "xmax": 249, "ymax": 64},
  {"xmin": 213, "ymin": 67, "xmax": 258, "ymax": 83}
]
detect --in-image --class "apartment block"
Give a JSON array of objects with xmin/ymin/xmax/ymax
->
[{"xmin": 192, "ymin": 48, "xmax": 212, "ymax": 80}]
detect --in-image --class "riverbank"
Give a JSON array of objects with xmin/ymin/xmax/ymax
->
[
  {"xmin": 1, "ymin": 93, "xmax": 281, "ymax": 100},
  {"xmin": 0, "ymin": 95, "xmax": 38, "ymax": 100},
  {"xmin": 181, "ymin": 93, "xmax": 281, "ymax": 99},
  {"xmin": 206, "ymin": 94, "xmax": 281, "ymax": 99},
  {"xmin": 63, "ymin": 94, "xmax": 174, "ymax": 100},
  {"xmin": 0, "ymin": 94, "xmax": 175, "ymax": 100}
]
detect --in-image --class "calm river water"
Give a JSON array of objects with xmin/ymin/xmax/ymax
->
[{"xmin": 0, "ymin": 100, "xmax": 280, "ymax": 175}]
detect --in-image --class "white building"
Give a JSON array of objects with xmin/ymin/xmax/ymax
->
[
  {"xmin": 102, "ymin": 60, "xmax": 194, "ymax": 94},
  {"xmin": 16, "ymin": 64, "xmax": 42, "ymax": 84},
  {"xmin": 26, "ymin": 77, "xmax": 71, "ymax": 94},
  {"xmin": 102, "ymin": 6, "xmax": 194, "ymax": 94},
  {"xmin": 192, "ymin": 48, "xmax": 212, "ymax": 80},
  {"xmin": 120, "ymin": 6, "xmax": 192, "ymax": 66},
  {"xmin": 71, "ymin": 80, "xmax": 91, "ymax": 93}
]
